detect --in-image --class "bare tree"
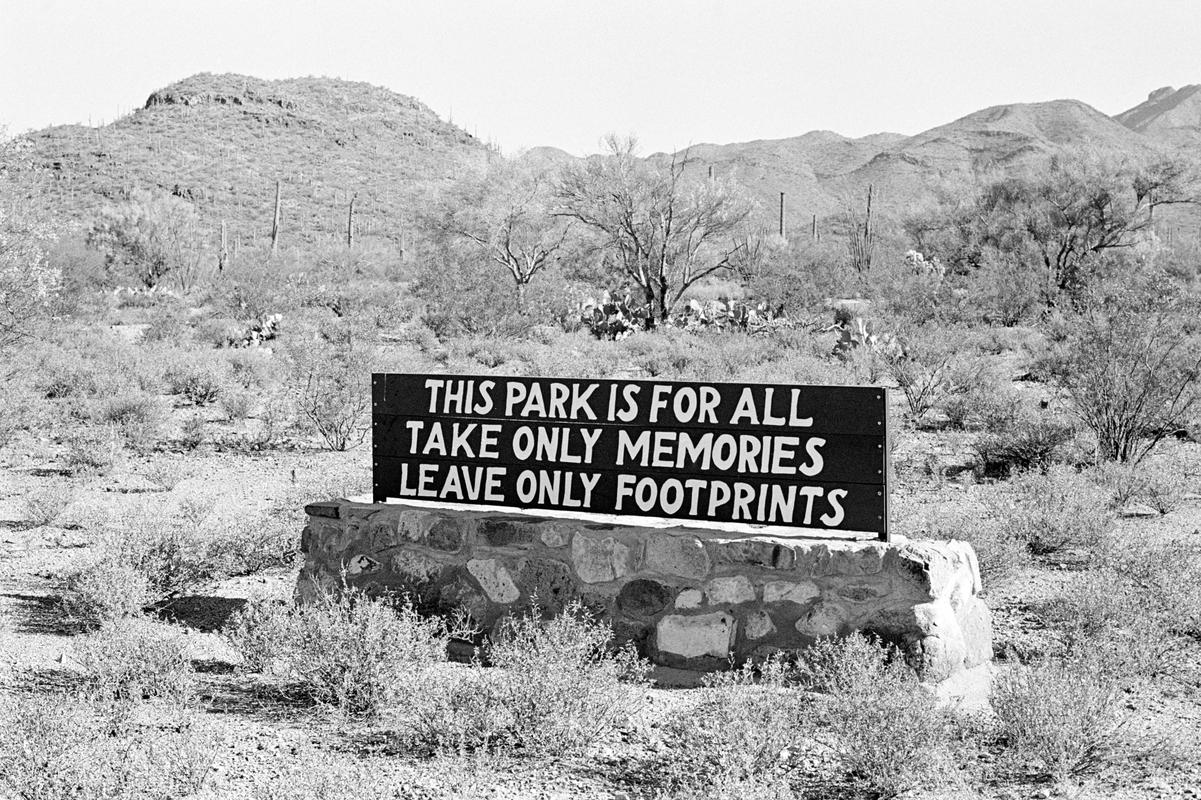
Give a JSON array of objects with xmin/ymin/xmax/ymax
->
[
  {"xmin": 555, "ymin": 135, "xmax": 756, "ymax": 327},
  {"xmin": 422, "ymin": 159, "xmax": 571, "ymax": 309}
]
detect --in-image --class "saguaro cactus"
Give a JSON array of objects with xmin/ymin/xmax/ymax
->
[{"xmin": 269, "ymin": 180, "xmax": 282, "ymax": 258}]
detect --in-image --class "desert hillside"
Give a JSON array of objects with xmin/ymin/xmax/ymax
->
[
  {"xmin": 0, "ymin": 73, "xmax": 489, "ymax": 245},
  {"xmin": 5, "ymin": 74, "xmax": 1201, "ymax": 245}
]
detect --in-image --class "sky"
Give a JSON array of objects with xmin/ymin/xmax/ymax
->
[{"xmin": 1, "ymin": 0, "xmax": 1199, "ymax": 156}]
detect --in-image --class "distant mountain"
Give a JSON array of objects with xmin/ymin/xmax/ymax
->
[
  {"xmin": 650, "ymin": 98, "xmax": 1165, "ymax": 235},
  {"xmin": 1115, "ymin": 85, "xmax": 1201, "ymax": 147},
  {"xmin": 0, "ymin": 73, "xmax": 488, "ymax": 247},
  {"xmin": 3, "ymin": 75, "xmax": 1199, "ymax": 250}
]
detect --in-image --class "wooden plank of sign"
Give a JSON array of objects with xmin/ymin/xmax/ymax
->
[
  {"xmin": 372, "ymin": 457, "xmax": 887, "ymax": 532},
  {"xmin": 372, "ymin": 374, "xmax": 886, "ymax": 437},
  {"xmin": 372, "ymin": 413, "xmax": 887, "ymax": 486}
]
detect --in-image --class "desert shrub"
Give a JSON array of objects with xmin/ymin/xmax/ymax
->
[
  {"xmin": 991, "ymin": 655, "xmax": 1126, "ymax": 781},
  {"xmin": 99, "ymin": 512, "xmax": 214, "ymax": 602},
  {"xmin": 985, "ymin": 466, "xmax": 1111, "ymax": 555},
  {"xmin": 22, "ymin": 483, "xmax": 74, "ymax": 527},
  {"xmin": 94, "ymin": 391, "xmax": 168, "ymax": 451},
  {"xmin": 220, "ymin": 386, "xmax": 257, "ymax": 420},
  {"xmin": 1091, "ymin": 456, "xmax": 1191, "ymax": 513},
  {"xmin": 796, "ymin": 634, "xmax": 953, "ymax": 796},
  {"xmin": 39, "ymin": 352, "xmax": 112, "ymax": 398},
  {"xmin": 875, "ymin": 322, "xmax": 961, "ymax": 421},
  {"xmin": 481, "ymin": 601, "xmax": 650, "ymax": 755},
  {"xmin": 397, "ymin": 602, "xmax": 650, "ymax": 757},
  {"xmin": 142, "ymin": 458, "xmax": 192, "ymax": 491},
  {"xmin": 164, "ymin": 359, "xmax": 228, "ymax": 405},
  {"xmin": 974, "ymin": 415, "xmax": 1074, "ymax": 478},
  {"xmin": 59, "ymin": 559, "xmax": 153, "ymax": 630},
  {"xmin": 62, "ymin": 425, "xmax": 123, "ymax": 475},
  {"xmin": 179, "ymin": 414, "xmax": 206, "ymax": 449},
  {"xmin": 0, "ymin": 692, "xmax": 214, "ymax": 800},
  {"xmin": 288, "ymin": 324, "xmax": 374, "ymax": 451},
  {"xmin": 209, "ymin": 513, "xmax": 298, "ymax": 576},
  {"xmin": 139, "ymin": 303, "xmax": 192, "ymax": 344},
  {"xmin": 226, "ymin": 347, "xmax": 281, "ymax": 389},
  {"xmin": 193, "ymin": 315, "xmax": 246, "ymax": 348},
  {"xmin": 1042, "ymin": 568, "xmax": 1181, "ymax": 680},
  {"xmin": 224, "ymin": 588, "xmax": 447, "ymax": 716},
  {"xmin": 87, "ymin": 189, "xmax": 209, "ymax": 289},
  {"xmin": 75, "ymin": 617, "xmax": 196, "ymax": 704},
  {"xmin": 656, "ymin": 657, "xmax": 810, "ymax": 791},
  {"xmin": 942, "ymin": 367, "xmax": 1022, "ymax": 431},
  {"xmin": 0, "ymin": 387, "xmax": 45, "ymax": 447},
  {"xmin": 1097, "ymin": 535, "xmax": 1201, "ymax": 639},
  {"xmin": 930, "ymin": 510, "xmax": 1031, "ymax": 589},
  {"xmin": 1045, "ymin": 285, "xmax": 1201, "ymax": 464}
]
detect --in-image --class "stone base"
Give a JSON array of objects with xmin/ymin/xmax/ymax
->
[{"xmin": 298, "ymin": 499, "xmax": 992, "ymax": 682}]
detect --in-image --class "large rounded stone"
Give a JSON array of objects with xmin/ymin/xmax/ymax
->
[
  {"xmin": 713, "ymin": 538, "xmax": 794, "ymax": 570},
  {"xmin": 744, "ymin": 610, "xmax": 776, "ymax": 640},
  {"xmin": 466, "ymin": 558, "xmax": 520, "ymax": 604},
  {"xmin": 762, "ymin": 580, "xmax": 820, "ymax": 606},
  {"xmin": 643, "ymin": 534, "xmax": 710, "ymax": 579},
  {"xmin": 427, "ymin": 519, "xmax": 464, "ymax": 552},
  {"xmin": 478, "ymin": 518, "xmax": 537, "ymax": 547},
  {"xmin": 571, "ymin": 532, "xmax": 633, "ymax": 583},
  {"xmin": 795, "ymin": 601, "xmax": 847, "ymax": 637},
  {"xmin": 655, "ymin": 612, "xmax": 736, "ymax": 660},
  {"xmin": 517, "ymin": 558, "xmax": 576, "ymax": 611},
  {"xmin": 617, "ymin": 579, "xmax": 673, "ymax": 617},
  {"xmin": 704, "ymin": 575, "xmax": 756, "ymax": 605}
]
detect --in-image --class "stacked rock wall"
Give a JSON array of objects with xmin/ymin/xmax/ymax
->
[{"xmin": 299, "ymin": 499, "xmax": 991, "ymax": 681}]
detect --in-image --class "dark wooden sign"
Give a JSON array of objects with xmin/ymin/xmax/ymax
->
[{"xmin": 372, "ymin": 374, "xmax": 889, "ymax": 539}]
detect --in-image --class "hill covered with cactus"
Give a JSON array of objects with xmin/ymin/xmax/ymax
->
[{"xmin": 0, "ymin": 73, "xmax": 490, "ymax": 249}]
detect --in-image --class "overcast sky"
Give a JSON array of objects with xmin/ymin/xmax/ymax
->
[{"xmin": 2, "ymin": 0, "xmax": 1197, "ymax": 155}]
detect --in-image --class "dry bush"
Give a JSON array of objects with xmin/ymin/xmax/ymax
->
[
  {"xmin": 224, "ymin": 588, "xmax": 447, "ymax": 716},
  {"xmin": 395, "ymin": 602, "xmax": 650, "ymax": 757},
  {"xmin": 210, "ymin": 513, "xmax": 298, "ymax": 576},
  {"xmin": 220, "ymin": 385, "xmax": 257, "ymax": 420},
  {"xmin": 22, "ymin": 483, "xmax": 74, "ymax": 527},
  {"xmin": 929, "ymin": 510, "xmax": 1031, "ymax": 590},
  {"xmin": 1091, "ymin": 457, "xmax": 1192, "ymax": 514},
  {"xmin": 142, "ymin": 458, "xmax": 193, "ymax": 491},
  {"xmin": 1042, "ymin": 568, "xmax": 1182, "ymax": 680},
  {"xmin": 59, "ymin": 559, "xmax": 153, "ymax": 630},
  {"xmin": 992, "ymin": 655, "xmax": 1126, "ymax": 782},
  {"xmin": 0, "ymin": 692, "xmax": 214, "ymax": 800},
  {"xmin": 75, "ymin": 617, "xmax": 196, "ymax": 704},
  {"xmin": 93, "ymin": 390, "xmax": 168, "ymax": 452},
  {"xmin": 974, "ymin": 416, "xmax": 1074, "ymax": 478},
  {"xmin": 178, "ymin": 414, "xmax": 206, "ymax": 449},
  {"xmin": 288, "ymin": 325, "xmax": 373, "ymax": 451},
  {"xmin": 99, "ymin": 513, "xmax": 214, "ymax": 602},
  {"xmin": 1046, "ymin": 289, "xmax": 1201, "ymax": 464},
  {"xmin": 875, "ymin": 323, "xmax": 961, "ymax": 421},
  {"xmin": 985, "ymin": 466, "xmax": 1112, "ymax": 555},
  {"xmin": 655, "ymin": 657, "xmax": 810, "ymax": 791},
  {"xmin": 796, "ymin": 634, "xmax": 954, "ymax": 797},
  {"xmin": 62, "ymin": 425, "xmax": 124, "ymax": 475},
  {"xmin": 38, "ymin": 351, "xmax": 117, "ymax": 399},
  {"xmin": 1097, "ymin": 534, "xmax": 1201, "ymax": 640},
  {"xmin": 164, "ymin": 358, "xmax": 228, "ymax": 405},
  {"xmin": 479, "ymin": 601, "xmax": 650, "ymax": 755}
]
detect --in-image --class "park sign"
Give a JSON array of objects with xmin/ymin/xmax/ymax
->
[{"xmin": 372, "ymin": 374, "xmax": 890, "ymax": 539}]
